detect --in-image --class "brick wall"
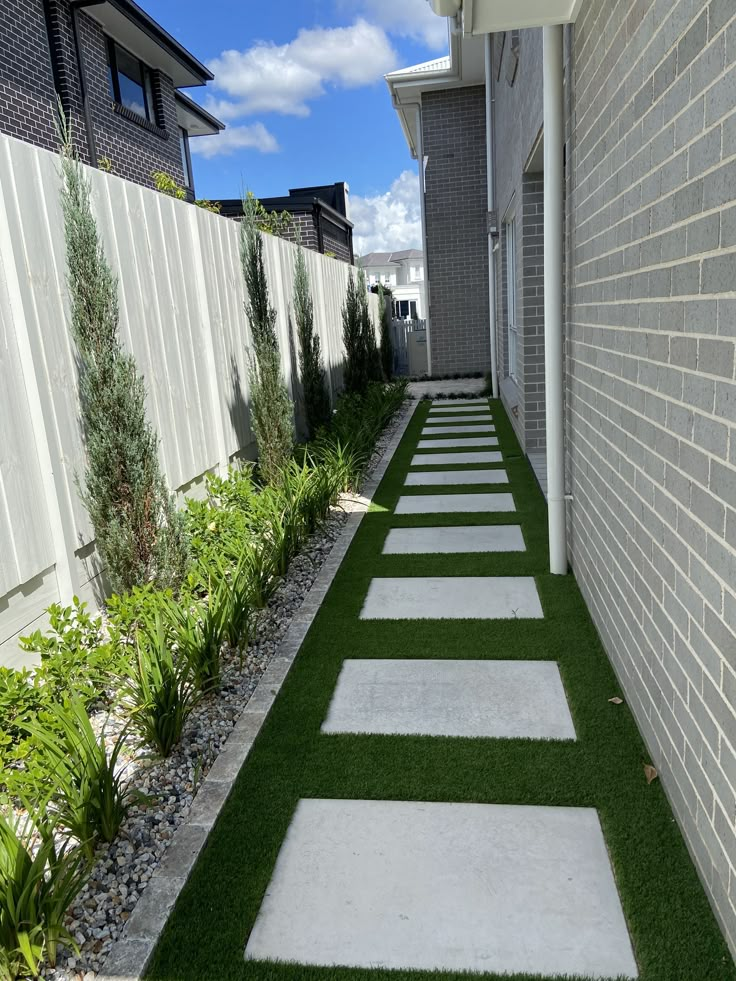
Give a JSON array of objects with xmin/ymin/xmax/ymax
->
[
  {"xmin": 566, "ymin": 0, "xmax": 736, "ymax": 952},
  {"xmin": 0, "ymin": 0, "xmax": 61, "ymax": 152},
  {"xmin": 520, "ymin": 173, "xmax": 546, "ymax": 451},
  {"xmin": 0, "ymin": 0, "xmax": 185, "ymax": 189},
  {"xmin": 493, "ymin": 28, "xmax": 546, "ymax": 452},
  {"xmin": 422, "ymin": 85, "xmax": 490, "ymax": 375}
]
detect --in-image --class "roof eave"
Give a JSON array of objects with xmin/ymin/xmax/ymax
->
[{"xmin": 79, "ymin": 0, "xmax": 213, "ymax": 87}]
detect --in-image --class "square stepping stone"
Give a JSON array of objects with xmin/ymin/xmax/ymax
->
[
  {"xmin": 244, "ymin": 799, "xmax": 637, "ymax": 978},
  {"xmin": 383, "ymin": 525, "xmax": 525, "ymax": 553},
  {"xmin": 417, "ymin": 436, "xmax": 499, "ymax": 449},
  {"xmin": 421, "ymin": 424, "xmax": 496, "ymax": 434},
  {"xmin": 360, "ymin": 577, "xmax": 543, "ymax": 619},
  {"xmin": 405, "ymin": 469, "xmax": 508, "ymax": 486},
  {"xmin": 411, "ymin": 451, "xmax": 502, "ymax": 466},
  {"xmin": 429, "ymin": 405, "xmax": 493, "ymax": 414},
  {"xmin": 431, "ymin": 398, "xmax": 488, "ymax": 405},
  {"xmin": 395, "ymin": 493, "xmax": 514, "ymax": 514},
  {"xmin": 424, "ymin": 412, "xmax": 493, "ymax": 426},
  {"xmin": 322, "ymin": 659, "xmax": 572, "ymax": 738}
]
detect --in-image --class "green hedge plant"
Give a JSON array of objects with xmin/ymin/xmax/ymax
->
[
  {"xmin": 0, "ymin": 812, "xmax": 89, "ymax": 978},
  {"xmin": 294, "ymin": 246, "xmax": 331, "ymax": 439}
]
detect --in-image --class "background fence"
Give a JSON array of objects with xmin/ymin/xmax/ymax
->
[{"xmin": 0, "ymin": 133, "xmax": 376, "ymax": 668}]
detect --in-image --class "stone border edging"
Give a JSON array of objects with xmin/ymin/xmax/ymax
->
[{"xmin": 97, "ymin": 399, "xmax": 419, "ymax": 981}]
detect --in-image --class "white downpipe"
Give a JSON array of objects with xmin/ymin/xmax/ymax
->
[
  {"xmin": 543, "ymin": 24, "xmax": 567, "ymax": 574},
  {"xmin": 415, "ymin": 104, "xmax": 433, "ymax": 376},
  {"xmin": 484, "ymin": 33, "xmax": 499, "ymax": 399}
]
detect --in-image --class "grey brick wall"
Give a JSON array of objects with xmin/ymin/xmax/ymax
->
[
  {"xmin": 520, "ymin": 173, "xmax": 546, "ymax": 451},
  {"xmin": 566, "ymin": 0, "xmax": 736, "ymax": 953},
  {"xmin": 0, "ymin": 0, "xmax": 60, "ymax": 152},
  {"xmin": 422, "ymin": 85, "xmax": 490, "ymax": 375},
  {"xmin": 0, "ymin": 0, "xmax": 185, "ymax": 189},
  {"xmin": 493, "ymin": 28, "xmax": 547, "ymax": 452}
]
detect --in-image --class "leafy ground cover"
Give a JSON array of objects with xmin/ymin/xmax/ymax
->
[
  {"xmin": 147, "ymin": 397, "xmax": 736, "ymax": 981},
  {"xmin": 0, "ymin": 382, "xmax": 406, "ymax": 980}
]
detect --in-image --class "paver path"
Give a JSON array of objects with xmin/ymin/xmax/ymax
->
[{"xmin": 147, "ymin": 398, "xmax": 736, "ymax": 981}]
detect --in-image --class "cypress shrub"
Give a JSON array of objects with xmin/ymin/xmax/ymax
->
[
  {"xmin": 240, "ymin": 195, "xmax": 295, "ymax": 484},
  {"xmin": 378, "ymin": 285, "xmax": 393, "ymax": 380},
  {"xmin": 58, "ymin": 114, "xmax": 188, "ymax": 595},
  {"xmin": 341, "ymin": 269, "xmax": 366, "ymax": 394},
  {"xmin": 358, "ymin": 268, "xmax": 382, "ymax": 384},
  {"xmin": 294, "ymin": 246, "xmax": 331, "ymax": 439}
]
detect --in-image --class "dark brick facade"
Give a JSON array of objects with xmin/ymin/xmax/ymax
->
[
  {"xmin": 0, "ymin": 0, "xmax": 185, "ymax": 189},
  {"xmin": 422, "ymin": 85, "xmax": 490, "ymax": 375}
]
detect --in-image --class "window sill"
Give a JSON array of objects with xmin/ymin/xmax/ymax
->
[{"xmin": 111, "ymin": 102, "xmax": 168, "ymax": 140}]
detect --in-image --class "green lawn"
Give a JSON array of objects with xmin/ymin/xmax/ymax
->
[{"xmin": 146, "ymin": 398, "xmax": 736, "ymax": 981}]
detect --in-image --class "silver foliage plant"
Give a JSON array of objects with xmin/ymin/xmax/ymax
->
[
  {"xmin": 239, "ymin": 193, "xmax": 295, "ymax": 484},
  {"xmin": 293, "ymin": 244, "xmax": 331, "ymax": 439},
  {"xmin": 57, "ymin": 107, "xmax": 188, "ymax": 595}
]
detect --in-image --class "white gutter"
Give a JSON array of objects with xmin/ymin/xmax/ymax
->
[
  {"xmin": 484, "ymin": 33, "xmax": 499, "ymax": 400},
  {"xmin": 543, "ymin": 24, "xmax": 567, "ymax": 574}
]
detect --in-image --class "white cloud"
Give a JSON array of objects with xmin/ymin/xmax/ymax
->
[
  {"xmin": 190, "ymin": 123, "xmax": 280, "ymax": 159},
  {"xmin": 344, "ymin": 0, "xmax": 449, "ymax": 52},
  {"xmin": 351, "ymin": 170, "xmax": 422, "ymax": 254},
  {"xmin": 207, "ymin": 20, "xmax": 398, "ymax": 119}
]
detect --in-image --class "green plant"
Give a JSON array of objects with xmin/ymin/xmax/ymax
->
[
  {"xmin": 240, "ymin": 193, "xmax": 295, "ymax": 485},
  {"xmin": 121, "ymin": 614, "xmax": 200, "ymax": 757},
  {"xmin": 0, "ymin": 812, "xmax": 89, "ymax": 977},
  {"xmin": 151, "ymin": 170, "xmax": 186, "ymax": 200},
  {"xmin": 97, "ymin": 156, "xmax": 113, "ymax": 173},
  {"xmin": 19, "ymin": 699, "xmax": 137, "ymax": 861},
  {"xmin": 341, "ymin": 269, "xmax": 366, "ymax": 395},
  {"xmin": 194, "ymin": 199, "xmax": 221, "ymax": 213},
  {"xmin": 217, "ymin": 556, "xmax": 255, "ymax": 651},
  {"xmin": 165, "ymin": 589, "xmax": 227, "ymax": 694},
  {"xmin": 58, "ymin": 110, "xmax": 189, "ymax": 595},
  {"xmin": 378, "ymin": 284, "xmax": 393, "ymax": 381},
  {"xmin": 358, "ymin": 267, "xmax": 382, "ymax": 385},
  {"xmin": 242, "ymin": 191, "xmax": 291, "ymax": 237},
  {"xmin": 294, "ymin": 246, "xmax": 331, "ymax": 439},
  {"xmin": 19, "ymin": 599, "xmax": 118, "ymax": 706}
]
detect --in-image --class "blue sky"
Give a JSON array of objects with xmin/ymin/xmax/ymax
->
[{"xmin": 145, "ymin": 0, "xmax": 449, "ymax": 252}]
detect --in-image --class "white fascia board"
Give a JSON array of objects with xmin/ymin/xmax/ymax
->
[{"xmin": 464, "ymin": 0, "xmax": 584, "ymax": 32}]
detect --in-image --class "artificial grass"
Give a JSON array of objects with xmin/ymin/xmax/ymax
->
[{"xmin": 146, "ymin": 398, "xmax": 736, "ymax": 981}]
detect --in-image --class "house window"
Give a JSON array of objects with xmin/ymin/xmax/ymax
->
[
  {"xmin": 505, "ymin": 214, "xmax": 518, "ymax": 381},
  {"xmin": 107, "ymin": 39, "xmax": 156, "ymax": 122}
]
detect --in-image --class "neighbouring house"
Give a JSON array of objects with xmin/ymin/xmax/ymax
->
[
  {"xmin": 359, "ymin": 249, "xmax": 427, "ymax": 321},
  {"xmin": 219, "ymin": 183, "xmax": 355, "ymax": 263},
  {"xmin": 0, "ymin": 0, "xmax": 223, "ymax": 195},
  {"xmin": 391, "ymin": 0, "xmax": 736, "ymax": 960}
]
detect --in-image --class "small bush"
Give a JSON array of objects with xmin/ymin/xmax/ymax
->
[
  {"xmin": 358, "ymin": 268, "xmax": 382, "ymax": 385},
  {"xmin": 294, "ymin": 246, "xmax": 331, "ymax": 439},
  {"xmin": 19, "ymin": 699, "xmax": 137, "ymax": 860},
  {"xmin": 0, "ymin": 812, "xmax": 89, "ymax": 976},
  {"xmin": 59, "ymin": 114, "xmax": 188, "ymax": 595},
  {"xmin": 240, "ymin": 195, "xmax": 295, "ymax": 484},
  {"xmin": 378, "ymin": 284, "xmax": 393, "ymax": 381},
  {"xmin": 341, "ymin": 270, "xmax": 365, "ymax": 395},
  {"xmin": 121, "ymin": 614, "xmax": 200, "ymax": 757}
]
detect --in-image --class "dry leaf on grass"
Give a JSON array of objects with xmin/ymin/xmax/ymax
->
[
  {"xmin": 644, "ymin": 764, "xmax": 658, "ymax": 785},
  {"xmin": 608, "ymin": 696, "xmax": 623, "ymax": 705}
]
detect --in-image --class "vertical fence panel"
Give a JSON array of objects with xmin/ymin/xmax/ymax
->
[{"xmin": 0, "ymin": 133, "xmax": 373, "ymax": 664}]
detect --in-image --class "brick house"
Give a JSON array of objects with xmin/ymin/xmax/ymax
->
[
  {"xmin": 0, "ymin": 0, "xmax": 223, "ymax": 195},
  {"xmin": 390, "ymin": 0, "xmax": 736, "ymax": 959},
  {"xmin": 219, "ymin": 184, "xmax": 355, "ymax": 264}
]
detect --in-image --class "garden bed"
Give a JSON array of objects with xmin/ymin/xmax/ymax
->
[{"xmin": 32, "ymin": 398, "xmax": 411, "ymax": 981}]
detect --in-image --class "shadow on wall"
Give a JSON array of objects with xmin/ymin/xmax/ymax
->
[{"xmin": 228, "ymin": 356, "xmax": 252, "ymax": 456}]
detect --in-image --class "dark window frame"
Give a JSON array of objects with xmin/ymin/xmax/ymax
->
[
  {"xmin": 179, "ymin": 127, "xmax": 193, "ymax": 190},
  {"xmin": 107, "ymin": 38, "xmax": 157, "ymax": 124}
]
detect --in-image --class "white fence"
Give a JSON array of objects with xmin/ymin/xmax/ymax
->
[{"xmin": 0, "ymin": 133, "xmax": 376, "ymax": 668}]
